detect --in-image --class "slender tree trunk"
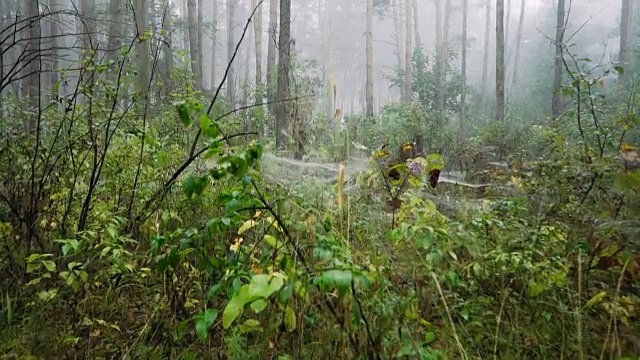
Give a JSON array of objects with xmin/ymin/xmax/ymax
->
[
  {"xmin": 404, "ymin": 0, "xmax": 412, "ymax": 102},
  {"xmin": 135, "ymin": 0, "xmax": 149, "ymax": 94},
  {"xmin": 413, "ymin": 0, "xmax": 421, "ymax": 48},
  {"xmin": 511, "ymin": 0, "xmax": 525, "ymax": 97},
  {"xmin": 182, "ymin": 0, "xmax": 189, "ymax": 51},
  {"xmin": 266, "ymin": 0, "xmax": 278, "ymax": 113},
  {"xmin": 22, "ymin": 0, "xmax": 40, "ymax": 130},
  {"xmin": 496, "ymin": 0, "xmax": 505, "ymax": 123},
  {"xmin": 437, "ymin": 0, "xmax": 451, "ymax": 112},
  {"xmin": 505, "ymin": 0, "xmax": 511, "ymax": 49},
  {"xmin": 275, "ymin": 0, "xmax": 291, "ymax": 150},
  {"xmin": 619, "ymin": 0, "xmax": 635, "ymax": 83},
  {"xmin": 197, "ymin": 0, "xmax": 203, "ymax": 89},
  {"xmin": 460, "ymin": 0, "xmax": 468, "ymax": 139},
  {"xmin": 552, "ymin": 0, "xmax": 565, "ymax": 119},
  {"xmin": 163, "ymin": 0, "xmax": 174, "ymax": 96},
  {"xmin": 210, "ymin": 0, "xmax": 217, "ymax": 90},
  {"xmin": 481, "ymin": 0, "xmax": 491, "ymax": 110},
  {"xmin": 392, "ymin": 0, "xmax": 404, "ymax": 99},
  {"xmin": 187, "ymin": 0, "xmax": 199, "ymax": 89},
  {"xmin": 365, "ymin": 0, "xmax": 374, "ymax": 117},
  {"xmin": 227, "ymin": 0, "xmax": 236, "ymax": 105},
  {"xmin": 108, "ymin": 0, "xmax": 123, "ymax": 67},
  {"xmin": 252, "ymin": 0, "xmax": 263, "ymax": 98}
]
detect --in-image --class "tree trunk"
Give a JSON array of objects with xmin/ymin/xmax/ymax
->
[
  {"xmin": 496, "ymin": 0, "xmax": 505, "ymax": 123},
  {"xmin": 135, "ymin": 0, "xmax": 149, "ymax": 95},
  {"xmin": 108, "ymin": 0, "xmax": 123, "ymax": 68},
  {"xmin": 227, "ymin": 0, "xmax": 236, "ymax": 105},
  {"xmin": 163, "ymin": 0, "xmax": 174, "ymax": 97},
  {"xmin": 404, "ymin": 0, "xmax": 412, "ymax": 103},
  {"xmin": 197, "ymin": 0, "xmax": 203, "ymax": 89},
  {"xmin": 552, "ymin": 0, "xmax": 565, "ymax": 119},
  {"xmin": 437, "ymin": 0, "xmax": 451, "ymax": 112},
  {"xmin": 365, "ymin": 0, "xmax": 374, "ymax": 117},
  {"xmin": 460, "ymin": 0, "xmax": 468, "ymax": 139},
  {"xmin": 252, "ymin": 0, "xmax": 263, "ymax": 99},
  {"xmin": 21, "ymin": 0, "xmax": 40, "ymax": 131},
  {"xmin": 211, "ymin": 0, "xmax": 218, "ymax": 91},
  {"xmin": 481, "ymin": 0, "xmax": 491, "ymax": 110},
  {"xmin": 392, "ymin": 0, "xmax": 404, "ymax": 99},
  {"xmin": 275, "ymin": 0, "xmax": 291, "ymax": 150},
  {"xmin": 187, "ymin": 0, "xmax": 199, "ymax": 89},
  {"xmin": 266, "ymin": 0, "xmax": 278, "ymax": 113},
  {"xmin": 511, "ymin": 0, "xmax": 525, "ymax": 97},
  {"xmin": 619, "ymin": 0, "xmax": 635, "ymax": 83},
  {"xmin": 413, "ymin": 0, "xmax": 421, "ymax": 48}
]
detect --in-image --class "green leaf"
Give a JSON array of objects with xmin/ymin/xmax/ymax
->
[
  {"xmin": 278, "ymin": 281, "xmax": 295, "ymax": 304},
  {"xmin": 207, "ymin": 284, "xmax": 222, "ymax": 299},
  {"xmin": 195, "ymin": 308, "xmax": 218, "ymax": 342},
  {"xmin": 585, "ymin": 291, "xmax": 607, "ymax": 308},
  {"xmin": 199, "ymin": 113, "xmax": 220, "ymax": 138},
  {"xmin": 614, "ymin": 65, "xmax": 624, "ymax": 74},
  {"xmin": 264, "ymin": 234, "xmax": 284, "ymax": 251},
  {"xmin": 248, "ymin": 273, "xmax": 284, "ymax": 299},
  {"xmin": 250, "ymin": 299, "xmax": 268, "ymax": 313},
  {"xmin": 183, "ymin": 174, "xmax": 208, "ymax": 199},
  {"xmin": 41, "ymin": 260, "xmax": 56, "ymax": 272},
  {"xmin": 322, "ymin": 270, "xmax": 352, "ymax": 296},
  {"xmin": 284, "ymin": 306, "xmax": 297, "ymax": 332},
  {"xmin": 175, "ymin": 101, "xmax": 193, "ymax": 127},
  {"xmin": 223, "ymin": 284, "xmax": 254, "ymax": 329},
  {"xmin": 238, "ymin": 319, "xmax": 263, "ymax": 334}
]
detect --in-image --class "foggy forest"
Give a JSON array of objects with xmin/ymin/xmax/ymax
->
[{"xmin": 1, "ymin": 0, "xmax": 640, "ymax": 358}]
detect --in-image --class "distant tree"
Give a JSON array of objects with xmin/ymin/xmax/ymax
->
[
  {"xmin": 552, "ymin": 0, "xmax": 566, "ymax": 119},
  {"xmin": 276, "ymin": 0, "xmax": 291, "ymax": 150},
  {"xmin": 619, "ymin": 0, "xmax": 635, "ymax": 83},
  {"xmin": 496, "ymin": 0, "xmax": 505, "ymax": 123},
  {"xmin": 366, "ymin": 0, "xmax": 374, "ymax": 117}
]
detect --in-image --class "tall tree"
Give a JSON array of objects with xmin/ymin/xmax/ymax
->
[
  {"xmin": 413, "ymin": 0, "xmax": 421, "ymax": 48},
  {"xmin": 210, "ymin": 0, "xmax": 218, "ymax": 90},
  {"xmin": 266, "ymin": 0, "xmax": 278, "ymax": 112},
  {"xmin": 365, "ymin": 0, "xmax": 374, "ymax": 116},
  {"xmin": 21, "ymin": 0, "xmax": 41, "ymax": 130},
  {"xmin": 107, "ymin": 0, "xmax": 123, "ymax": 68},
  {"xmin": 404, "ymin": 0, "xmax": 412, "ymax": 102},
  {"xmin": 392, "ymin": 0, "xmax": 404, "ymax": 99},
  {"xmin": 460, "ymin": 0, "xmax": 468, "ymax": 139},
  {"xmin": 511, "ymin": 0, "xmax": 525, "ymax": 96},
  {"xmin": 481, "ymin": 0, "xmax": 491, "ymax": 109},
  {"xmin": 496, "ymin": 0, "xmax": 505, "ymax": 123},
  {"xmin": 619, "ymin": 0, "xmax": 635, "ymax": 82},
  {"xmin": 197, "ymin": 0, "xmax": 203, "ymax": 89},
  {"xmin": 135, "ymin": 0, "xmax": 150, "ymax": 96},
  {"xmin": 187, "ymin": 0, "xmax": 200, "ymax": 88},
  {"xmin": 552, "ymin": 0, "xmax": 566, "ymax": 119},
  {"xmin": 252, "ymin": 0, "xmax": 263, "ymax": 102},
  {"xmin": 275, "ymin": 0, "xmax": 291, "ymax": 150},
  {"xmin": 227, "ymin": 0, "xmax": 237, "ymax": 105},
  {"xmin": 437, "ymin": 0, "xmax": 451, "ymax": 112}
]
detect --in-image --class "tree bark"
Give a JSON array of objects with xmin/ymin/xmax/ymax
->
[
  {"xmin": 392, "ymin": 0, "xmax": 404, "ymax": 99},
  {"xmin": 252, "ymin": 0, "xmax": 263, "ymax": 99},
  {"xmin": 460, "ymin": 0, "xmax": 468, "ymax": 139},
  {"xmin": 552, "ymin": 0, "xmax": 565, "ymax": 119},
  {"xmin": 481, "ymin": 0, "xmax": 491, "ymax": 110},
  {"xmin": 266, "ymin": 0, "xmax": 278, "ymax": 113},
  {"xmin": 365, "ymin": 0, "xmax": 374, "ymax": 117},
  {"xmin": 163, "ymin": 0, "xmax": 174, "ymax": 96},
  {"xmin": 210, "ymin": 0, "xmax": 217, "ymax": 90},
  {"xmin": 496, "ymin": 0, "xmax": 505, "ymax": 123},
  {"xmin": 187, "ymin": 0, "xmax": 199, "ymax": 89},
  {"xmin": 275, "ymin": 0, "xmax": 291, "ymax": 150},
  {"xmin": 413, "ymin": 0, "xmax": 421, "ymax": 48},
  {"xmin": 511, "ymin": 0, "xmax": 525, "ymax": 97},
  {"xmin": 404, "ymin": 0, "xmax": 412, "ymax": 103},
  {"xmin": 197, "ymin": 0, "xmax": 203, "ymax": 89},
  {"xmin": 227, "ymin": 0, "xmax": 237, "ymax": 105},
  {"xmin": 437, "ymin": 0, "xmax": 451, "ymax": 112},
  {"xmin": 619, "ymin": 0, "xmax": 635, "ymax": 83},
  {"xmin": 21, "ymin": 0, "xmax": 40, "ymax": 130},
  {"xmin": 135, "ymin": 0, "xmax": 149, "ymax": 95}
]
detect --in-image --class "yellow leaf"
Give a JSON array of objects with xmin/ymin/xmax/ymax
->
[
  {"xmin": 585, "ymin": 291, "xmax": 607, "ymax": 308},
  {"xmin": 284, "ymin": 306, "xmax": 297, "ymax": 332},
  {"xmin": 229, "ymin": 238, "xmax": 244, "ymax": 252},
  {"xmin": 238, "ymin": 220, "xmax": 256, "ymax": 235}
]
